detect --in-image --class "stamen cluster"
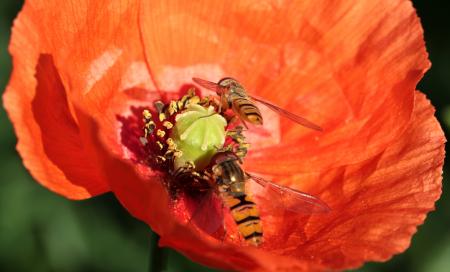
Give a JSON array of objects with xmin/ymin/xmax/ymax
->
[{"xmin": 140, "ymin": 89, "xmax": 249, "ymax": 197}]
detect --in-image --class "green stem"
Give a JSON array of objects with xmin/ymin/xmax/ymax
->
[{"xmin": 149, "ymin": 232, "xmax": 167, "ymax": 272}]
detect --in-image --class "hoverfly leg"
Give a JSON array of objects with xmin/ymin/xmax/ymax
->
[
  {"xmin": 218, "ymin": 93, "xmax": 225, "ymax": 114},
  {"xmin": 238, "ymin": 116, "xmax": 249, "ymax": 129},
  {"xmin": 226, "ymin": 125, "xmax": 246, "ymax": 136},
  {"xmin": 229, "ymin": 107, "xmax": 249, "ymax": 128},
  {"xmin": 171, "ymin": 161, "xmax": 195, "ymax": 176},
  {"xmin": 225, "ymin": 115, "xmax": 238, "ymax": 125},
  {"xmin": 236, "ymin": 125, "xmax": 247, "ymax": 132},
  {"xmin": 224, "ymin": 125, "xmax": 249, "ymax": 162},
  {"xmin": 218, "ymin": 101, "xmax": 223, "ymax": 114}
]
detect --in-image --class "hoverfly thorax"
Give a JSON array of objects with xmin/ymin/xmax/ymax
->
[
  {"xmin": 218, "ymin": 77, "xmax": 238, "ymax": 88},
  {"xmin": 218, "ymin": 78, "xmax": 244, "ymax": 95},
  {"xmin": 211, "ymin": 151, "xmax": 246, "ymax": 197}
]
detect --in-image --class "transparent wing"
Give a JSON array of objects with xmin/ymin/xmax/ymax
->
[
  {"xmin": 247, "ymin": 173, "xmax": 330, "ymax": 214},
  {"xmin": 192, "ymin": 77, "xmax": 220, "ymax": 92},
  {"xmin": 248, "ymin": 95, "xmax": 323, "ymax": 131},
  {"xmin": 193, "ymin": 77, "xmax": 322, "ymax": 131}
]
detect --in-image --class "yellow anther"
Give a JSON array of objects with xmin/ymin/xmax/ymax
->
[
  {"xmin": 159, "ymin": 112, "xmax": 166, "ymax": 121},
  {"xmin": 143, "ymin": 120, "xmax": 156, "ymax": 137},
  {"xmin": 200, "ymin": 96, "xmax": 210, "ymax": 105},
  {"xmin": 180, "ymin": 94, "xmax": 189, "ymax": 103},
  {"xmin": 145, "ymin": 121, "xmax": 155, "ymax": 128},
  {"xmin": 173, "ymin": 150, "xmax": 183, "ymax": 158},
  {"xmin": 186, "ymin": 96, "xmax": 200, "ymax": 106},
  {"xmin": 156, "ymin": 141, "xmax": 163, "ymax": 150},
  {"xmin": 156, "ymin": 129, "xmax": 166, "ymax": 138},
  {"xmin": 240, "ymin": 143, "xmax": 250, "ymax": 148},
  {"xmin": 177, "ymin": 100, "xmax": 185, "ymax": 110},
  {"xmin": 143, "ymin": 109, "xmax": 152, "ymax": 120},
  {"xmin": 144, "ymin": 129, "xmax": 150, "ymax": 138},
  {"xmin": 186, "ymin": 161, "xmax": 195, "ymax": 169},
  {"xmin": 179, "ymin": 93, "xmax": 192, "ymax": 110},
  {"xmin": 155, "ymin": 156, "xmax": 166, "ymax": 163},
  {"xmin": 166, "ymin": 138, "xmax": 175, "ymax": 146},
  {"xmin": 168, "ymin": 101, "xmax": 178, "ymax": 115},
  {"xmin": 162, "ymin": 121, "xmax": 173, "ymax": 129},
  {"xmin": 236, "ymin": 150, "xmax": 246, "ymax": 158},
  {"xmin": 166, "ymin": 139, "xmax": 177, "ymax": 150},
  {"xmin": 187, "ymin": 88, "xmax": 195, "ymax": 97}
]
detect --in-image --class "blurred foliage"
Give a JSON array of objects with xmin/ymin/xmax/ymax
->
[{"xmin": 0, "ymin": 1, "xmax": 449, "ymax": 271}]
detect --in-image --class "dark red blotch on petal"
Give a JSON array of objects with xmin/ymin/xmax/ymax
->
[{"xmin": 32, "ymin": 54, "xmax": 106, "ymax": 195}]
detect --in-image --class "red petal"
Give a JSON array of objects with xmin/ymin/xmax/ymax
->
[
  {"xmin": 9, "ymin": 0, "xmax": 157, "ymax": 147},
  {"xmin": 255, "ymin": 92, "xmax": 444, "ymax": 270},
  {"xmin": 3, "ymin": 0, "xmax": 157, "ymax": 198},
  {"xmin": 3, "ymin": 51, "xmax": 109, "ymax": 198}
]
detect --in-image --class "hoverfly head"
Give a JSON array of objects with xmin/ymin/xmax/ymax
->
[{"xmin": 218, "ymin": 77, "xmax": 240, "ymax": 94}]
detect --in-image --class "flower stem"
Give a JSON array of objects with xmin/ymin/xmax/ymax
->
[{"xmin": 149, "ymin": 231, "xmax": 167, "ymax": 272}]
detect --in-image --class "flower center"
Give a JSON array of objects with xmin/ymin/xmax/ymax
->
[{"xmin": 139, "ymin": 87, "xmax": 249, "ymax": 197}]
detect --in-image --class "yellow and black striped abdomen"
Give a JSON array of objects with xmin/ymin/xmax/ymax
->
[
  {"xmin": 222, "ymin": 193, "xmax": 263, "ymax": 246},
  {"xmin": 231, "ymin": 94, "xmax": 263, "ymax": 125}
]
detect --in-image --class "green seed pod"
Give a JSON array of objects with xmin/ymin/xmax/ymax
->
[{"xmin": 171, "ymin": 104, "xmax": 227, "ymax": 170}]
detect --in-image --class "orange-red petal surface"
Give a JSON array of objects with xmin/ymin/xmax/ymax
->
[
  {"xmin": 252, "ymin": 92, "xmax": 444, "ymax": 270},
  {"xmin": 3, "ymin": 0, "xmax": 155, "ymax": 198},
  {"xmin": 3, "ymin": 6, "xmax": 112, "ymax": 198}
]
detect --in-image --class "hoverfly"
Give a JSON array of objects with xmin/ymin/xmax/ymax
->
[
  {"xmin": 184, "ymin": 151, "xmax": 330, "ymax": 246},
  {"xmin": 192, "ymin": 77, "xmax": 323, "ymax": 131}
]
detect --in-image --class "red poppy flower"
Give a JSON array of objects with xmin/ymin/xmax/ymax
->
[{"xmin": 3, "ymin": 0, "xmax": 446, "ymax": 271}]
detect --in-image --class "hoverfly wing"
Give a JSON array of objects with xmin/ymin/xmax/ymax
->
[
  {"xmin": 192, "ymin": 77, "xmax": 220, "ymax": 92},
  {"xmin": 247, "ymin": 94, "xmax": 323, "ymax": 131},
  {"xmin": 247, "ymin": 173, "xmax": 330, "ymax": 214}
]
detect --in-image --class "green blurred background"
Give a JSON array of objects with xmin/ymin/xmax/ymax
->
[{"xmin": 0, "ymin": 1, "xmax": 449, "ymax": 271}]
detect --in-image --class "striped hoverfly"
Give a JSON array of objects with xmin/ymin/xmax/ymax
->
[
  {"xmin": 178, "ymin": 151, "xmax": 330, "ymax": 246},
  {"xmin": 192, "ymin": 77, "xmax": 322, "ymax": 131}
]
